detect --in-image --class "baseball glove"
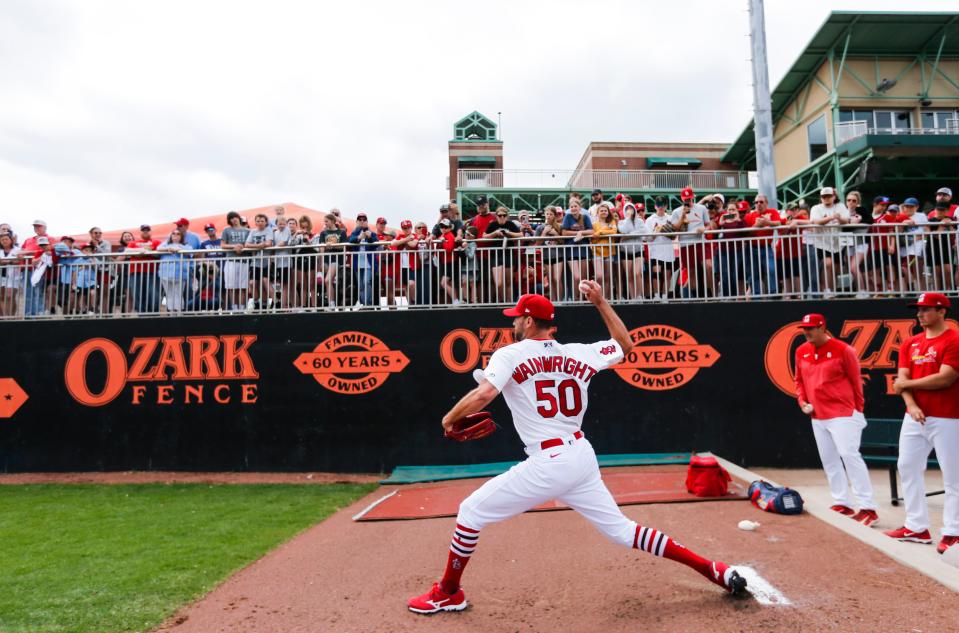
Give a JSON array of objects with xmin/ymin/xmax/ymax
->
[{"xmin": 444, "ymin": 411, "xmax": 497, "ymax": 442}]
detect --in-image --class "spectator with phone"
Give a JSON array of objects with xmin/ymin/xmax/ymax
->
[
  {"xmin": 714, "ymin": 201, "xmax": 748, "ymax": 297},
  {"xmin": 743, "ymin": 194, "xmax": 782, "ymax": 297},
  {"xmin": 348, "ymin": 213, "xmax": 379, "ymax": 308},
  {"xmin": 486, "ymin": 208, "xmax": 522, "ymax": 303},
  {"xmin": 671, "ymin": 187, "xmax": 710, "ymax": 298}
]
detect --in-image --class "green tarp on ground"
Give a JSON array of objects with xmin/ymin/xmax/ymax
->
[{"xmin": 381, "ymin": 453, "xmax": 692, "ymax": 484}]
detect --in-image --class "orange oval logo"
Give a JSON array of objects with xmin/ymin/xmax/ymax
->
[
  {"xmin": 613, "ymin": 325, "xmax": 720, "ymax": 391},
  {"xmin": 764, "ymin": 322, "xmax": 805, "ymax": 396},
  {"xmin": 294, "ymin": 331, "xmax": 409, "ymax": 394},
  {"xmin": 64, "ymin": 338, "xmax": 129, "ymax": 406}
]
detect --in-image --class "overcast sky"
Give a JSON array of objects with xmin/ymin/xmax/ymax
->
[{"xmin": 1, "ymin": 0, "xmax": 952, "ymax": 237}]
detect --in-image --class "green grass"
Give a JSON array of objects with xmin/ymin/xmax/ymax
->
[{"xmin": 0, "ymin": 483, "xmax": 376, "ymax": 633}]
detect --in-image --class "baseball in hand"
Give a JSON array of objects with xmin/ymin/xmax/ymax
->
[
  {"xmin": 801, "ymin": 403, "xmax": 814, "ymax": 414},
  {"xmin": 579, "ymin": 280, "xmax": 591, "ymax": 294}
]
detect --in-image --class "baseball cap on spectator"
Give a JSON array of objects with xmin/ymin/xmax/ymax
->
[
  {"xmin": 654, "ymin": 196, "xmax": 667, "ymax": 207},
  {"xmin": 872, "ymin": 195, "xmax": 890, "ymax": 205},
  {"xmin": 680, "ymin": 187, "xmax": 695, "ymax": 200},
  {"xmin": 592, "ymin": 189, "xmax": 603, "ymax": 195},
  {"xmin": 37, "ymin": 236, "xmax": 50, "ymax": 245},
  {"xmin": 503, "ymin": 294, "xmax": 555, "ymax": 321},
  {"xmin": 80, "ymin": 242, "xmax": 94, "ymax": 251},
  {"xmin": 936, "ymin": 187, "xmax": 952, "ymax": 197},
  {"xmin": 174, "ymin": 218, "xmax": 189, "ymax": 227},
  {"xmin": 888, "ymin": 204, "xmax": 900, "ymax": 213},
  {"xmin": 635, "ymin": 202, "xmax": 646, "ymax": 211},
  {"xmin": 820, "ymin": 187, "xmax": 836, "ymax": 197},
  {"xmin": 61, "ymin": 235, "xmax": 75, "ymax": 242},
  {"xmin": 713, "ymin": 193, "xmax": 725, "ymax": 205},
  {"xmin": 908, "ymin": 292, "xmax": 951, "ymax": 309},
  {"xmin": 439, "ymin": 218, "xmax": 452, "ymax": 228},
  {"xmin": 902, "ymin": 197, "xmax": 919, "ymax": 206},
  {"xmin": 33, "ymin": 219, "xmax": 47, "ymax": 227},
  {"xmin": 140, "ymin": 224, "xmax": 151, "ymax": 231},
  {"xmin": 376, "ymin": 217, "xmax": 387, "ymax": 225},
  {"xmin": 204, "ymin": 223, "xmax": 216, "ymax": 231},
  {"xmin": 401, "ymin": 220, "xmax": 413, "ymax": 230},
  {"xmin": 476, "ymin": 195, "xmax": 489, "ymax": 205},
  {"xmin": 356, "ymin": 213, "xmax": 368, "ymax": 221},
  {"xmin": 440, "ymin": 204, "xmax": 450, "ymax": 212},
  {"xmin": 736, "ymin": 200, "xmax": 750, "ymax": 212},
  {"xmin": 798, "ymin": 313, "xmax": 826, "ymax": 328}
]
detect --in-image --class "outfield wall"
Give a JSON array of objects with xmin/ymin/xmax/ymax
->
[{"xmin": 0, "ymin": 301, "xmax": 944, "ymax": 472}]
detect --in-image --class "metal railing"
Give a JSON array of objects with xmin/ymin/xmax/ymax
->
[
  {"xmin": 456, "ymin": 169, "xmax": 749, "ymax": 191},
  {"xmin": 836, "ymin": 119, "xmax": 959, "ymax": 145},
  {"xmin": 1, "ymin": 223, "xmax": 955, "ymax": 320}
]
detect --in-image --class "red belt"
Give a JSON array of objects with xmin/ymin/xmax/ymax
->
[{"xmin": 540, "ymin": 431, "xmax": 583, "ymax": 451}]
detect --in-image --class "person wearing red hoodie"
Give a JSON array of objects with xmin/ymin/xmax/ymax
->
[{"xmin": 794, "ymin": 313, "xmax": 878, "ymax": 525}]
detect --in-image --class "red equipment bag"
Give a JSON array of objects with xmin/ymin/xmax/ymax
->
[{"xmin": 685, "ymin": 455, "xmax": 731, "ymax": 497}]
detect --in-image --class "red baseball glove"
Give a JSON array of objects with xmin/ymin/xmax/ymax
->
[{"xmin": 444, "ymin": 411, "xmax": 497, "ymax": 442}]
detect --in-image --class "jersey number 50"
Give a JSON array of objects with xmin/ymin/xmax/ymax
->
[{"xmin": 535, "ymin": 379, "xmax": 583, "ymax": 418}]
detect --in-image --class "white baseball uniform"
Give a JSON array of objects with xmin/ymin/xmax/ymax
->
[{"xmin": 455, "ymin": 336, "xmax": 641, "ymax": 548}]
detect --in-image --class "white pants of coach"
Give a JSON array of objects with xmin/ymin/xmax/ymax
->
[
  {"xmin": 899, "ymin": 414, "xmax": 959, "ymax": 537},
  {"xmin": 811, "ymin": 412, "xmax": 877, "ymax": 510}
]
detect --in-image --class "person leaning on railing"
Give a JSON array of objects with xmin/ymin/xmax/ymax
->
[
  {"xmin": 536, "ymin": 206, "xmax": 565, "ymax": 303},
  {"xmin": 895, "ymin": 198, "xmax": 928, "ymax": 293},
  {"xmin": 644, "ymin": 197, "xmax": 676, "ymax": 302},
  {"xmin": 804, "ymin": 187, "xmax": 850, "ymax": 299},
  {"xmin": 864, "ymin": 198, "xmax": 899, "ymax": 296},
  {"xmin": 0, "ymin": 232, "xmax": 24, "ymax": 316},
  {"xmin": 925, "ymin": 198, "xmax": 956, "ymax": 292},
  {"xmin": 157, "ymin": 229, "xmax": 191, "ymax": 313},
  {"xmin": 348, "ymin": 213, "xmax": 379, "ymax": 308},
  {"xmin": 617, "ymin": 202, "xmax": 649, "ymax": 301},
  {"xmin": 315, "ymin": 213, "xmax": 348, "ymax": 309},
  {"xmin": 562, "ymin": 198, "xmax": 594, "ymax": 297},
  {"xmin": 390, "ymin": 220, "xmax": 419, "ymax": 306},
  {"xmin": 671, "ymin": 188, "xmax": 710, "ymax": 298},
  {"xmin": 713, "ymin": 201, "xmax": 748, "ymax": 298},
  {"xmin": 221, "ymin": 211, "xmax": 251, "ymax": 312},
  {"xmin": 743, "ymin": 194, "xmax": 782, "ymax": 298},
  {"xmin": 485, "ymin": 208, "xmax": 522, "ymax": 304},
  {"xmin": 590, "ymin": 202, "xmax": 618, "ymax": 299},
  {"xmin": 287, "ymin": 215, "xmax": 315, "ymax": 309},
  {"xmin": 775, "ymin": 204, "xmax": 808, "ymax": 300}
]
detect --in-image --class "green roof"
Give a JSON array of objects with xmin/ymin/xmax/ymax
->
[
  {"xmin": 645, "ymin": 157, "xmax": 702, "ymax": 167},
  {"xmin": 722, "ymin": 11, "xmax": 959, "ymax": 168},
  {"xmin": 457, "ymin": 156, "xmax": 498, "ymax": 164}
]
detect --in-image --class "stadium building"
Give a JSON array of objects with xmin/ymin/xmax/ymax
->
[{"xmin": 451, "ymin": 11, "xmax": 959, "ymax": 215}]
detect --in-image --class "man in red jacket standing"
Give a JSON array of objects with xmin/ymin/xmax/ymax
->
[
  {"xmin": 794, "ymin": 313, "xmax": 878, "ymax": 525},
  {"xmin": 888, "ymin": 293, "xmax": 959, "ymax": 554}
]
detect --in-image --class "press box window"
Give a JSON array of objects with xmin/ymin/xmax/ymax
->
[{"xmin": 807, "ymin": 115, "xmax": 827, "ymax": 162}]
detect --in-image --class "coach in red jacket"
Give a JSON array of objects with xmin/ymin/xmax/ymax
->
[{"xmin": 794, "ymin": 313, "xmax": 878, "ymax": 525}]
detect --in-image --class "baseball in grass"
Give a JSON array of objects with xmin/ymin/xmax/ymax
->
[
  {"xmin": 579, "ymin": 280, "xmax": 591, "ymax": 294},
  {"xmin": 738, "ymin": 520, "xmax": 760, "ymax": 531}
]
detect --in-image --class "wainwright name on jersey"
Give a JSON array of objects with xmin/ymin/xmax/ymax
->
[{"xmin": 483, "ymin": 337, "xmax": 625, "ymax": 446}]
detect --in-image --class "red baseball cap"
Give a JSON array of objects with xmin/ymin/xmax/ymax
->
[
  {"xmin": 799, "ymin": 313, "xmax": 826, "ymax": 328},
  {"xmin": 908, "ymin": 292, "xmax": 952, "ymax": 308},
  {"xmin": 400, "ymin": 220, "xmax": 413, "ymax": 229},
  {"xmin": 503, "ymin": 294, "xmax": 555, "ymax": 321},
  {"xmin": 204, "ymin": 223, "xmax": 216, "ymax": 231},
  {"xmin": 680, "ymin": 187, "xmax": 695, "ymax": 200},
  {"xmin": 635, "ymin": 202, "xmax": 646, "ymax": 211},
  {"xmin": 174, "ymin": 217, "xmax": 189, "ymax": 226},
  {"xmin": 736, "ymin": 200, "xmax": 750, "ymax": 212},
  {"xmin": 376, "ymin": 217, "xmax": 387, "ymax": 225}
]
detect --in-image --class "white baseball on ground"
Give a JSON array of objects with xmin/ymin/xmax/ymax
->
[
  {"xmin": 738, "ymin": 520, "xmax": 760, "ymax": 531},
  {"xmin": 472, "ymin": 368, "xmax": 486, "ymax": 385},
  {"xmin": 579, "ymin": 280, "xmax": 591, "ymax": 294}
]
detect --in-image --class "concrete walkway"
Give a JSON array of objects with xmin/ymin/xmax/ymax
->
[{"xmin": 727, "ymin": 462, "xmax": 959, "ymax": 592}]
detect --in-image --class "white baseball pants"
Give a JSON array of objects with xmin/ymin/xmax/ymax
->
[
  {"xmin": 898, "ymin": 414, "xmax": 959, "ymax": 536},
  {"xmin": 456, "ymin": 435, "xmax": 636, "ymax": 547},
  {"xmin": 811, "ymin": 412, "xmax": 877, "ymax": 510}
]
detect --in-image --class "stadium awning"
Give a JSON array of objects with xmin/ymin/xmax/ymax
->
[
  {"xmin": 457, "ymin": 156, "xmax": 498, "ymax": 164},
  {"xmin": 645, "ymin": 157, "xmax": 702, "ymax": 168}
]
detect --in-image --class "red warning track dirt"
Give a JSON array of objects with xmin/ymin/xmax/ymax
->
[{"xmin": 155, "ymin": 488, "xmax": 957, "ymax": 633}]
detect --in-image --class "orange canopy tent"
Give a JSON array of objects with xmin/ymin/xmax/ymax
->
[{"xmin": 76, "ymin": 202, "xmax": 363, "ymax": 244}]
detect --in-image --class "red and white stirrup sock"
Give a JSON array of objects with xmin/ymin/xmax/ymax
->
[
  {"xmin": 440, "ymin": 523, "xmax": 479, "ymax": 594},
  {"xmin": 633, "ymin": 525, "xmax": 712, "ymax": 580}
]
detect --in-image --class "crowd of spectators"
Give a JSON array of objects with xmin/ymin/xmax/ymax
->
[{"xmin": 0, "ymin": 188, "xmax": 956, "ymax": 318}]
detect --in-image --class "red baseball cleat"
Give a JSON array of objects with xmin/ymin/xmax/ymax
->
[
  {"xmin": 937, "ymin": 535, "xmax": 959, "ymax": 554},
  {"xmin": 709, "ymin": 561, "xmax": 748, "ymax": 596},
  {"xmin": 850, "ymin": 509, "xmax": 879, "ymax": 527},
  {"xmin": 883, "ymin": 526, "xmax": 933, "ymax": 544},
  {"xmin": 830, "ymin": 504, "xmax": 855, "ymax": 516},
  {"xmin": 407, "ymin": 582, "xmax": 467, "ymax": 614}
]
